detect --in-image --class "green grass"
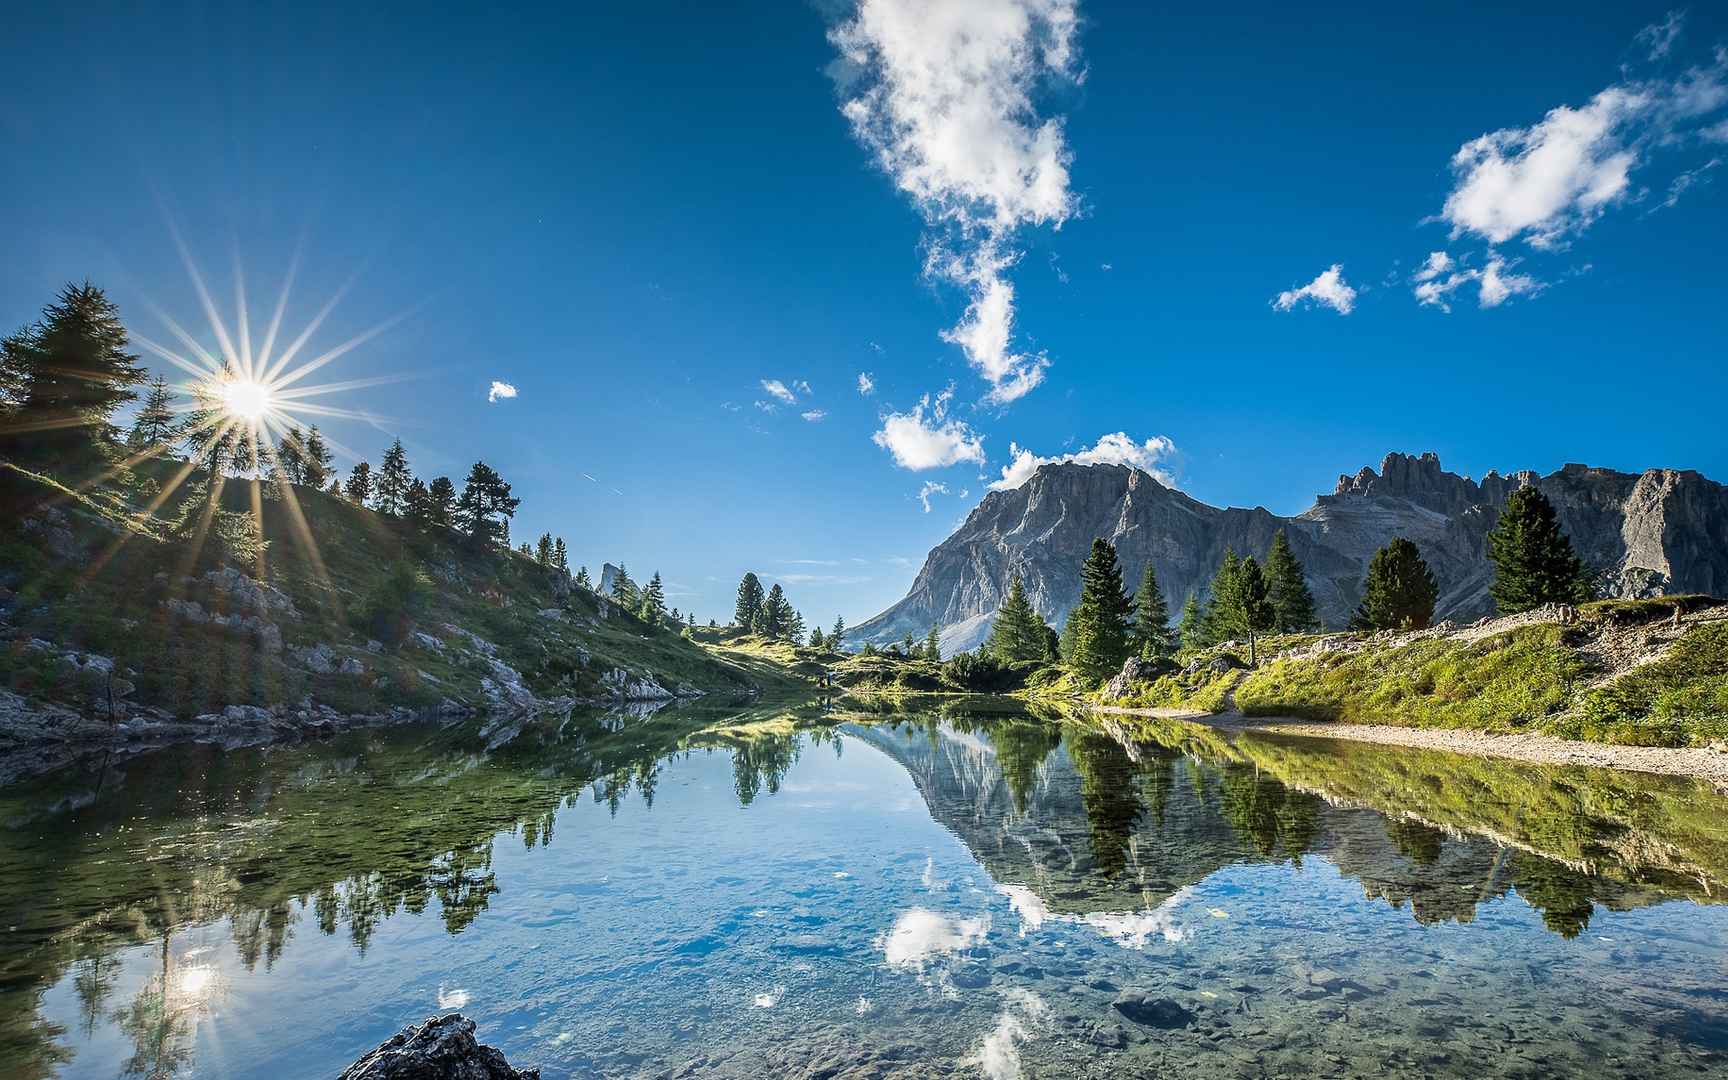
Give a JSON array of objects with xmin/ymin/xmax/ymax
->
[
  {"xmin": 1561, "ymin": 622, "xmax": 1728, "ymax": 746},
  {"xmin": 1579, "ymin": 594, "xmax": 1717, "ymax": 625}
]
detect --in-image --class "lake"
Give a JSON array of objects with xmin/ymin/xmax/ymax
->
[{"xmin": 2, "ymin": 698, "xmax": 1726, "ymax": 1078}]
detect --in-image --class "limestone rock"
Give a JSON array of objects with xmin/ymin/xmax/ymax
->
[
  {"xmin": 1111, "ymin": 992, "xmax": 1195, "ymax": 1029},
  {"xmin": 338, "ymin": 1014, "xmax": 538, "ymax": 1080},
  {"xmin": 1101, "ymin": 656, "xmax": 1175, "ymax": 701}
]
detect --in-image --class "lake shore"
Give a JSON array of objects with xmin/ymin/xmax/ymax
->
[{"xmin": 1089, "ymin": 702, "xmax": 1728, "ymax": 787}]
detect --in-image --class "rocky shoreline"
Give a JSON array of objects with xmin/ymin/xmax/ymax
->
[{"xmin": 339, "ymin": 1014, "xmax": 538, "ymax": 1079}]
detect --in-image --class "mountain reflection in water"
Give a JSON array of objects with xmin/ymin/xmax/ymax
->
[{"xmin": 2, "ymin": 697, "xmax": 1726, "ymax": 1078}]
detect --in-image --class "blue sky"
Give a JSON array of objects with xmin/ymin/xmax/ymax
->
[{"xmin": 3, "ymin": 3, "xmax": 1725, "ymax": 626}]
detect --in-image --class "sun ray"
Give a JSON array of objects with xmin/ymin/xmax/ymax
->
[
  {"xmin": 255, "ymin": 239, "xmax": 302, "ymax": 374},
  {"xmin": 168, "ymin": 219, "xmax": 242, "ymax": 377},
  {"xmin": 269, "ymin": 372, "xmax": 421, "ymax": 401},
  {"xmin": 269, "ymin": 307, "xmax": 414, "ymax": 391},
  {"xmin": 232, "ymin": 247, "xmax": 254, "ymax": 381},
  {"xmin": 260, "ymin": 273, "xmax": 354, "ymax": 385},
  {"xmin": 134, "ymin": 333, "xmax": 223, "ymax": 382}
]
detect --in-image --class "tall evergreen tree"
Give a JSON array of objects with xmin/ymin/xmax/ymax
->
[
  {"xmin": 924, "ymin": 624, "xmax": 941, "ymax": 662},
  {"xmin": 1352, "ymin": 538, "xmax": 1439, "ymax": 631},
  {"xmin": 551, "ymin": 538, "xmax": 569, "ymax": 573},
  {"xmin": 535, "ymin": 533, "xmax": 554, "ymax": 566},
  {"xmin": 403, "ymin": 478, "xmax": 432, "ymax": 525},
  {"xmin": 734, "ymin": 572, "xmax": 766, "ymax": 628},
  {"xmin": 639, "ymin": 572, "xmax": 668, "ymax": 626},
  {"xmin": 1068, "ymin": 539, "xmax": 1134, "ymax": 685},
  {"xmin": 0, "ymin": 327, "xmax": 28, "ymax": 414},
  {"xmin": 788, "ymin": 610, "xmax": 807, "ymax": 644},
  {"xmin": 760, "ymin": 583, "xmax": 791, "ymax": 639},
  {"xmin": 574, "ymin": 566, "xmax": 592, "ymax": 590},
  {"xmin": 302, "ymin": 426, "xmax": 334, "ymax": 490},
  {"xmin": 274, "ymin": 427, "xmax": 308, "ymax": 485},
  {"xmin": 610, "ymin": 564, "xmax": 639, "ymax": 609},
  {"xmin": 1201, "ymin": 549, "xmax": 1242, "ymax": 645},
  {"xmin": 987, "ymin": 574, "xmax": 1048, "ymax": 663},
  {"xmin": 425, "ymin": 476, "xmax": 457, "ymax": 528},
  {"xmin": 1212, "ymin": 555, "xmax": 1275, "ymax": 665},
  {"xmin": 830, "ymin": 615, "xmax": 846, "ymax": 652},
  {"xmin": 345, "ymin": 461, "xmax": 373, "ymax": 504},
  {"xmin": 0, "ymin": 283, "xmax": 146, "ymax": 466},
  {"xmin": 1265, "ymin": 529, "xmax": 1318, "ymax": 632},
  {"xmin": 1178, "ymin": 591, "xmax": 1209, "ymax": 652},
  {"xmin": 454, "ymin": 461, "xmax": 519, "ymax": 547},
  {"xmin": 1486, "ymin": 486, "xmax": 1593, "ymax": 613},
  {"xmin": 809, "ymin": 626, "xmax": 826, "ymax": 650},
  {"xmin": 126, "ymin": 375, "xmax": 178, "ymax": 450},
  {"xmin": 374, "ymin": 438, "xmax": 413, "ymax": 515},
  {"xmin": 181, "ymin": 367, "xmax": 243, "ymax": 478},
  {"xmin": 1129, "ymin": 562, "xmax": 1172, "ymax": 659}
]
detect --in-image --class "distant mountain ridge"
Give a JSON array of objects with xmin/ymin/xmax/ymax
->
[{"xmin": 854, "ymin": 452, "xmax": 1728, "ymax": 652}]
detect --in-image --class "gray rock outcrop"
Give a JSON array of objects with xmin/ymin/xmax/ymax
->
[
  {"xmin": 854, "ymin": 452, "xmax": 1728, "ymax": 650},
  {"xmin": 338, "ymin": 1014, "xmax": 539, "ymax": 1080}
]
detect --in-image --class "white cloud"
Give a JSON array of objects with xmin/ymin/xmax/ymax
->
[
  {"xmin": 990, "ymin": 432, "xmax": 1178, "ymax": 490},
  {"xmin": 794, "ymin": 379, "xmax": 813, "ymax": 395},
  {"xmin": 1477, "ymin": 257, "xmax": 1541, "ymax": 308},
  {"xmin": 1412, "ymin": 251, "xmax": 1453, "ymax": 282},
  {"xmin": 1412, "ymin": 253, "xmax": 1541, "ymax": 311},
  {"xmin": 1636, "ymin": 11, "xmax": 1685, "ymax": 62},
  {"xmin": 876, "ymin": 908, "xmax": 989, "ymax": 971},
  {"xmin": 1704, "ymin": 119, "xmax": 1728, "ymax": 143},
  {"xmin": 802, "ymin": 409, "xmax": 828, "ymax": 422},
  {"xmin": 872, "ymin": 391, "xmax": 986, "ymax": 471},
  {"xmin": 780, "ymin": 572, "xmax": 872, "ymax": 586},
  {"xmin": 1271, "ymin": 264, "xmax": 1358, "ymax": 314},
  {"xmin": 486, "ymin": 380, "xmax": 518, "ymax": 403},
  {"xmin": 857, "ymin": 371, "xmax": 876, "ymax": 396},
  {"xmin": 1652, "ymin": 156, "xmax": 1721, "ymax": 211},
  {"xmin": 917, "ymin": 481, "xmax": 948, "ymax": 512},
  {"xmin": 761, "ymin": 378, "xmax": 797, "ymax": 404},
  {"xmin": 831, "ymin": 0, "xmax": 1079, "ymax": 403}
]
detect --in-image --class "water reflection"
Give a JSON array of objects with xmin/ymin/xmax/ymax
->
[{"xmin": 1, "ymin": 697, "xmax": 1726, "ymax": 1078}]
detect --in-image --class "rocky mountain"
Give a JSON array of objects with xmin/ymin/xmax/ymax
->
[{"xmin": 854, "ymin": 452, "xmax": 1728, "ymax": 652}]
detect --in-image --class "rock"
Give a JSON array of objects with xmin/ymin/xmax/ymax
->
[
  {"xmin": 338, "ymin": 1014, "xmax": 539, "ymax": 1079},
  {"xmin": 1101, "ymin": 655, "xmax": 1175, "ymax": 700},
  {"xmin": 600, "ymin": 668, "xmax": 674, "ymax": 701},
  {"xmin": 411, "ymin": 631, "xmax": 446, "ymax": 653},
  {"xmin": 1086, "ymin": 1022, "xmax": 1128, "ymax": 1049},
  {"xmin": 199, "ymin": 567, "xmax": 298, "ymax": 617},
  {"xmin": 294, "ymin": 643, "xmax": 363, "ymax": 675},
  {"xmin": 1111, "ymin": 992, "xmax": 1195, "ymax": 1029}
]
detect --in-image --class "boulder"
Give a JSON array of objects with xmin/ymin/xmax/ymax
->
[
  {"xmin": 1111, "ymin": 992, "xmax": 1195, "ymax": 1029},
  {"xmin": 1101, "ymin": 655, "xmax": 1175, "ymax": 701},
  {"xmin": 338, "ymin": 1014, "xmax": 538, "ymax": 1080}
]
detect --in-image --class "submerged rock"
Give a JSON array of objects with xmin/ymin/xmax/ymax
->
[
  {"xmin": 1112, "ymin": 991, "xmax": 1195, "ymax": 1029},
  {"xmin": 338, "ymin": 1014, "xmax": 538, "ymax": 1079}
]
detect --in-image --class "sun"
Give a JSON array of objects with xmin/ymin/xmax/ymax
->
[{"xmin": 220, "ymin": 377, "xmax": 274, "ymax": 422}]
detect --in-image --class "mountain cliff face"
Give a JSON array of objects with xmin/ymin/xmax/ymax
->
[{"xmin": 854, "ymin": 452, "xmax": 1728, "ymax": 652}]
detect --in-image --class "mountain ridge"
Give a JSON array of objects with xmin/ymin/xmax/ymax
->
[{"xmin": 854, "ymin": 451, "xmax": 1728, "ymax": 652}]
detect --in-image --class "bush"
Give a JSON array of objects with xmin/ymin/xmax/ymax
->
[
  {"xmin": 354, "ymin": 561, "xmax": 427, "ymax": 649},
  {"xmin": 940, "ymin": 652, "xmax": 1036, "ymax": 694}
]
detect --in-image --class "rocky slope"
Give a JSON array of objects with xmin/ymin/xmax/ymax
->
[{"xmin": 855, "ymin": 452, "xmax": 1728, "ymax": 651}]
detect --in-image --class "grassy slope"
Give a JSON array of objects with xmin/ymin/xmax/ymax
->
[{"xmin": 0, "ymin": 461, "xmax": 792, "ymax": 723}]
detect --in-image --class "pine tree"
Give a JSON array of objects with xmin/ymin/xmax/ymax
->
[
  {"xmin": 924, "ymin": 624, "xmax": 941, "ymax": 662},
  {"xmin": 1212, "ymin": 555, "xmax": 1275, "ymax": 665},
  {"xmin": 425, "ymin": 476, "xmax": 457, "ymax": 528},
  {"xmin": 987, "ymin": 574, "xmax": 1047, "ymax": 663},
  {"xmin": 375, "ymin": 438, "xmax": 413, "ymax": 515},
  {"xmin": 900, "ymin": 631, "xmax": 916, "ymax": 656},
  {"xmin": 454, "ymin": 461, "xmax": 519, "ymax": 547},
  {"xmin": 788, "ymin": 610, "xmax": 807, "ymax": 644},
  {"xmin": 0, "ymin": 328, "xmax": 28, "ymax": 413},
  {"xmin": 127, "ymin": 375, "xmax": 179, "ymax": 450},
  {"xmin": 181, "ymin": 365, "xmax": 243, "ymax": 478},
  {"xmin": 274, "ymin": 427, "xmax": 308, "ymax": 485},
  {"xmin": 809, "ymin": 626, "xmax": 826, "ymax": 650},
  {"xmin": 639, "ymin": 572, "xmax": 668, "ymax": 626},
  {"xmin": 1129, "ymin": 562, "xmax": 1172, "ymax": 659},
  {"xmin": 734, "ymin": 572, "xmax": 765, "ymax": 629},
  {"xmin": 574, "ymin": 566, "xmax": 592, "ymax": 590},
  {"xmin": 535, "ymin": 533, "xmax": 554, "ymax": 566},
  {"xmin": 302, "ymin": 427, "xmax": 334, "ymax": 490},
  {"xmin": 1265, "ymin": 529, "xmax": 1318, "ymax": 632},
  {"xmin": 345, "ymin": 461, "xmax": 373, "ymax": 504},
  {"xmin": 1178, "ymin": 592, "xmax": 1208, "ymax": 652},
  {"xmin": 0, "ymin": 283, "xmax": 146, "ymax": 466},
  {"xmin": 552, "ymin": 538, "xmax": 569, "ymax": 572},
  {"xmin": 610, "ymin": 564, "xmax": 639, "ymax": 609},
  {"xmin": 517, "ymin": 541, "xmax": 533, "ymax": 556},
  {"xmin": 1201, "ymin": 549, "xmax": 1242, "ymax": 645},
  {"xmin": 404, "ymin": 478, "xmax": 432, "ymax": 525},
  {"xmin": 1352, "ymin": 538, "xmax": 1439, "ymax": 631},
  {"xmin": 761, "ymin": 584, "xmax": 791, "ymax": 639},
  {"xmin": 1487, "ymin": 486, "xmax": 1594, "ymax": 614},
  {"xmin": 830, "ymin": 616, "xmax": 846, "ymax": 652},
  {"xmin": 1068, "ymin": 539, "xmax": 1134, "ymax": 685}
]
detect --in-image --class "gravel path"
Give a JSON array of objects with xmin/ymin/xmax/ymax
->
[{"xmin": 1089, "ymin": 703, "xmax": 1728, "ymax": 788}]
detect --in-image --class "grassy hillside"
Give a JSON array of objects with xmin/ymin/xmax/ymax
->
[{"xmin": 0, "ymin": 459, "xmax": 798, "ymax": 736}]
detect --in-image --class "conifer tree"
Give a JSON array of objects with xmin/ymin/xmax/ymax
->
[
  {"xmin": 1352, "ymin": 538, "xmax": 1439, "ymax": 631},
  {"xmin": 454, "ymin": 461, "xmax": 519, "ymax": 547},
  {"xmin": 535, "ymin": 533, "xmax": 554, "ymax": 565},
  {"xmin": 1178, "ymin": 592, "xmax": 1208, "ymax": 652},
  {"xmin": 302, "ymin": 427, "xmax": 334, "ymax": 490},
  {"xmin": 425, "ymin": 476, "xmax": 457, "ymax": 528},
  {"xmin": 404, "ymin": 478, "xmax": 432, "ymax": 525},
  {"xmin": 987, "ymin": 574, "xmax": 1047, "ymax": 663},
  {"xmin": 1068, "ymin": 539, "xmax": 1134, "ymax": 685},
  {"xmin": 1265, "ymin": 529, "xmax": 1318, "ymax": 632},
  {"xmin": 375, "ymin": 438, "xmax": 413, "ymax": 515},
  {"xmin": 1129, "ymin": 562, "xmax": 1172, "ymax": 659},
  {"xmin": 1201, "ymin": 549, "xmax": 1242, "ymax": 645},
  {"xmin": 1212, "ymin": 555, "xmax": 1275, "ymax": 665},
  {"xmin": 0, "ymin": 283, "xmax": 146, "ymax": 466},
  {"xmin": 274, "ymin": 427, "xmax": 308, "ymax": 485},
  {"xmin": 809, "ymin": 626, "xmax": 826, "ymax": 650},
  {"xmin": 734, "ymin": 572, "xmax": 765, "ymax": 628},
  {"xmin": 925, "ymin": 624, "xmax": 942, "ymax": 662},
  {"xmin": 345, "ymin": 461, "xmax": 373, "ymax": 504},
  {"xmin": 574, "ymin": 566, "xmax": 592, "ymax": 590},
  {"xmin": 900, "ymin": 631, "xmax": 916, "ymax": 656},
  {"xmin": 760, "ymin": 584, "xmax": 792, "ymax": 639},
  {"xmin": 180, "ymin": 366, "xmax": 244, "ymax": 478},
  {"xmin": 610, "ymin": 564, "xmax": 639, "ymax": 609},
  {"xmin": 639, "ymin": 572, "xmax": 668, "ymax": 626},
  {"xmin": 552, "ymin": 538, "xmax": 569, "ymax": 572},
  {"xmin": 829, "ymin": 615, "xmax": 846, "ymax": 652},
  {"xmin": 518, "ymin": 541, "xmax": 533, "ymax": 556},
  {"xmin": 1486, "ymin": 486, "xmax": 1594, "ymax": 613},
  {"xmin": 788, "ymin": 610, "xmax": 807, "ymax": 644},
  {"xmin": 127, "ymin": 375, "xmax": 179, "ymax": 450}
]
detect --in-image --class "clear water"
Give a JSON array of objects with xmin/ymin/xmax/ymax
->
[{"xmin": 2, "ymin": 699, "xmax": 1726, "ymax": 1079}]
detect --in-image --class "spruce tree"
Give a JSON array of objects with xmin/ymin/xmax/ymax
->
[
  {"xmin": 303, "ymin": 427, "xmax": 334, "ymax": 490},
  {"xmin": 1068, "ymin": 538, "xmax": 1133, "ymax": 685},
  {"xmin": 1265, "ymin": 529, "xmax": 1318, "ymax": 632},
  {"xmin": 1212, "ymin": 555, "xmax": 1275, "ymax": 665},
  {"xmin": 0, "ymin": 283, "xmax": 146, "ymax": 466},
  {"xmin": 404, "ymin": 478, "xmax": 432, "ymax": 525},
  {"xmin": 1487, "ymin": 486, "xmax": 1593, "ymax": 613},
  {"xmin": 535, "ymin": 533, "xmax": 554, "ymax": 565},
  {"xmin": 809, "ymin": 626, "xmax": 826, "ymax": 650},
  {"xmin": 181, "ymin": 366, "xmax": 243, "ymax": 478},
  {"xmin": 1178, "ymin": 592, "xmax": 1208, "ymax": 652},
  {"xmin": 345, "ymin": 461, "xmax": 373, "ymax": 504},
  {"xmin": 274, "ymin": 427, "xmax": 308, "ymax": 485},
  {"xmin": 788, "ymin": 610, "xmax": 807, "ymax": 644},
  {"xmin": 830, "ymin": 615, "xmax": 846, "ymax": 652},
  {"xmin": 639, "ymin": 572, "xmax": 668, "ymax": 625},
  {"xmin": 518, "ymin": 541, "xmax": 533, "ymax": 556},
  {"xmin": 924, "ymin": 624, "xmax": 941, "ymax": 662},
  {"xmin": 552, "ymin": 538, "xmax": 569, "ymax": 573},
  {"xmin": 987, "ymin": 574, "xmax": 1047, "ymax": 663},
  {"xmin": 127, "ymin": 375, "xmax": 179, "ymax": 450},
  {"xmin": 761, "ymin": 584, "xmax": 790, "ymax": 639},
  {"xmin": 425, "ymin": 476, "xmax": 457, "ymax": 528},
  {"xmin": 574, "ymin": 566, "xmax": 592, "ymax": 590},
  {"xmin": 610, "ymin": 564, "xmax": 639, "ymax": 609},
  {"xmin": 375, "ymin": 438, "xmax": 413, "ymax": 515},
  {"xmin": 1201, "ymin": 549, "xmax": 1242, "ymax": 645},
  {"xmin": 900, "ymin": 631, "xmax": 916, "ymax": 656},
  {"xmin": 1352, "ymin": 538, "xmax": 1439, "ymax": 631},
  {"xmin": 1129, "ymin": 563, "xmax": 1171, "ymax": 659},
  {"xmin": 454, "ymin": 461, "xmax": 519, "ymax": 547},
  {"xmin": 734, "ymin": 572, "xmax": 765, "ymax": 628}
]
